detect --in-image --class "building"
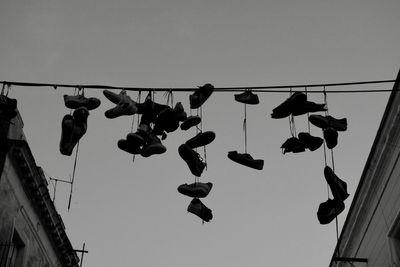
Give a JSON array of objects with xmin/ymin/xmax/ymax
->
[
  {"xmin": 329, "ymin": 69, "xmax": 400, "ymax": 266},
  {"xmin": 0, "ymin": 105, "xmax": 79, "ymax": 267}
]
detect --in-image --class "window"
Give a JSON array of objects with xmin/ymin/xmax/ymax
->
[{"xmin": 0, "ymin": 230, "xmax": 25, "ymax": 267}]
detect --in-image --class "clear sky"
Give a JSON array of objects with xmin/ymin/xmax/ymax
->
[{"xmin": 1, "ymin": 0, "xmax": 399, "ymax": 266}]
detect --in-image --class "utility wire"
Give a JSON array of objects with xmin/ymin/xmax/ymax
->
[{"xmin": 0, "ymin": 79, "xmax": 396, "ymax": 93}]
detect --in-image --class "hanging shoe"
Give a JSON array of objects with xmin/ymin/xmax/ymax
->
[
  {"xmin": 280, "ymin": 137, "xmax": 306, "ymax": 154},
  {"xmin": 298, "ymin": 132, "xmax": 323, "ymax": 151},
  {"xmin": 324, "ymin": 166, "xmax": 349, "ymax": 202},
  {"xmin": 70, "ymin": 107, "xmax": 89, "ymax": 147},
  {"xmin": 105, "ymin": 90, "xmax": 138, "ymax": 119},
  {"xmin": 117, "ymin": 138, "xmax": 142, "ymax": 155},
  {"xmin": 187, "ymin": 198, "xmax": 213, "ymax": 222},
  {"xmin": 185, "ymin": 131, "xmax": 216, "ymax": 149},
  {"xmin": 271, "ymin": 92, "xmax": 307, "ymax": 119},
  {"xmin": 154, "ymin": 107, "xmax": 179, "ymax": 133},
  {"xmin": 227, "ymin": 151, "xmax": 264, "ymax": 170},
  {"xmin": 103, "ymin": 90, "xmax": 123, "ymax": 104},
  {"xmin": 291, "ymin": 101, "xmax": 327, "ymax": 116},
  {"xmin": 180, "ymin": 116, "xmax": 201, "ymax": 131},
  {"xmin": 234, "ymin": 90, "xmax": 260, "ymax": 105},
  {"xmin": 63, "ymin": 94, "xmax": 101, "ymax": 110},
  {"xmin": 140, "ymin": 133, "xmax": 166, "ymax": 157},
  {"xmin": 174, "ymin": 102, "xmax": 187, "ymax": 122},
  {"xmin": 190, "ymin": 83, "xmax": 214, "ymax": 109},
  {"xmin": 127, "ymin": 124, "xmax": 150, "ymax": 147},
  {"xmin": 0, "ymin": 95, "xmax": 18, "ymax": 120},
  {"xmin": 309, "ymin": 115, "xmax": 347, "ymax": 131},
  {"xmin": 59, "ymin": 114, "xmax": 75, "ymax": 156},
  {"xmin": 323, "ymin": 127, "xmax": 338, "ymax": 149},
  {"xmin": 317, "ymin": 198, "xmax": 345, "ymax": 225},
  {"xmin": 177, "ymin": 182, "xmax": 213, "ymax": 198},
  {"xmin": 178, "ymin": 144, "xmax": 206, "ymax": 177}
]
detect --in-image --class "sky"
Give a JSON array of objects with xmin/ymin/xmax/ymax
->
[{"xmin": 1, "ymin": 0, "xmax": 400, "ymax": 266}]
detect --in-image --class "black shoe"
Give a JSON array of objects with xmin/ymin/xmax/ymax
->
[
  {"xmin": 104, "ymin": 90, "xmax": 138, "ymax": 119},
  {"xmin": 317, "ymin": 198, "xmax": 345, "ymax": 225},
  {"xmin": 59, "ymin": 107, "xmax": 89, "ymax": 156},
  {"xmin": 280, "ymin": 137, "xmax": 306, "ymax": 154},
  {"xmin": 174, "ymin": 102, "xmax": 187, "ymax": 122},
  {"xmin": 117, "ymin": 139, "xmax": 142, "ymax": 155},
  {"xmin": 234, "ymin": 90, "xmax": 259, "ymax": 105},
  {"xmin": 291, "ymin": 101, "xmax": 327, "ymax": 116},
  {"xmin": 64, "ymin": 94, "xmax": 101, "ymax": 110},
  {"xmin": 59, "ymin": 114, "xmax": 75, "ymax": 156},
  {"xmin": 186, "ymin": 131, "xmax": 216, "ymax": 149},
  {"xmin": 309, "ymin": 115, "xmax": 347, "ymax": 131},
  {"xmin": 154, "ymin": 107, "xmax": 179, "ymax": 133},
  {"xmin": 271, "ymin": 92, "xmax": 307, "ymax": 119},
  {"xmin": 324, "ymin": 166, "xmax": 349, "ymax": 202},
  {"xmin": 177, "ymin": 182, "xmax": 213, "ymax": 198},
  {"xmin": 178, "ymin": 144, "xmax": 206, "ymax": 177},
  {"xmin": 323, "ymin": 128, "xmax": 338, "ymax": 149},
  {"xmin": 190, "ymin": 83, "xmax": 214, "ymax": 109},
  {"xmin": 298, "ymin": 132, "xmax": 323, "ymax": 151},
  {"xmin": 140, "ymin": 133, "xmax": 166, "ymax": 157},
  {"xmin": 227, "ymin": 151, "xmax": 264, "ymax": 170},
  {"xmin": 187, "ymin": 198, "xmax": 213, "ymax": 222},
  {"xmin": 180, "ymin": 116, "xmax": 202, "ymax": 131},
  {"xmin": 0, "ymin": 95, "xmax": 18, "ymax": 120}
]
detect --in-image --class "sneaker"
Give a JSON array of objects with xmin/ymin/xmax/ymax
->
[
  {"xmin": 190, "ymin": 83, "xmax": 214, "ymax": 109},
  {"xmin": 59, "ymin": 114, "xmax": 75, "ymax": 156},
  {"xmin": 178, "ymin": 144, "xmax": 206, "ymax": 177},
  {"xmin": 271, "ymin": 92, "xmax": 307, "ymax": 119},
  {"xmin": 185, "ymin": 131, "xmax": 216, "ymax": 149},
  {"xmin": 105, "ymin": 90, "xmax": 138, "ymax": 119},
  {"xmin": 309, "ymin": 115, "xmax": 347, "ymax": 131},
  {"xmin": 280, "ymin": 137, "xmax": 306, "ymax": 154},
  {"xmin": 187, "ymin": 198, "xmax": 213, "ymax": 222},
  {"xmin": 291, "ymin": 101, "xmax": 327, "ymax": 116},
  {"xmin": 103, "ymin": 89, "xmax": 123, "ymax": 104},
  {"xmin": 323, "ymin": 128, "xmax": 338, "ymax": 149},
  {"xmin": 117, "ymin": 139, "xmax": 142, "ymax": 155},
  {"xmin": 177, "ymin": 182, "xmax": 213, "ymax": 198},
  {"xmin": 180, "ymin": 116, "xmax": 202, "ymax": 131},
  {"xmin": 63, "ymin": 94, "xmax": 101, "ymax": 110},
  {"xmin": 0, "ymin": 95, "xmax": 17, "ymax": 120},
  {"xmin": 317, "ymin": 198, "xmax": 345, "ymax": 225},
  {"xmin": 324, "ymin": 166, "xmax": 349, "ymax": 202},
  {"xmin": 70, "ymin": 107, "xmax": 89, "ymax": 148},
  {"xmin": 174, "ymin": 102, "xmax": 187, "ymax": 122},
  {"xmin": 140, "ymin": 133, "xmax": 167, "ymax": 157},
  {"xmin": 227, "ymin": 151, "xmax": 264, "ymax": 170},
  {"xmin": 154, "ymin": 107, "xmax": 179, "ymax": 133},
  {"xmin": 298, "ymin": 132, "xmax": 323, "ymax": 151},
  {"xmin": 234, "ymin": 90, "xmax": 260, "ymax": 105}
]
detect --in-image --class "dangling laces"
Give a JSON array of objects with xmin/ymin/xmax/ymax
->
[{"xmin": 243, "ymin": 102, "xmax": 248, "ymax": 154}]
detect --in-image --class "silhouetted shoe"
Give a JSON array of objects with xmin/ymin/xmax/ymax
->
[
  {"xmin": 309, "ymin": 115, "xmax": 347, "ymax": 131},
  {"xmin": 291, "ymin": 101, "xmax": 327, "ymax": 116},
  {"xmin": 0, "ymin": 95, "xmax": 17, "ymax": 120},
  {"xmin": 103, "ymin": 90, "xmax": 123, "ymax": 104},
  {"xmin": 186, "ymin": 131, "xmax": 216, "ymax": 149},
  {"xmin": 298, "ymin": 132, "xmax": 323, "ymax": 151},
  {"xmin": 105, "ymin": 90, "xmax": 138, "ymax": 119},
  {"xmin": 178, "ymin": 182, "xmax": 213, "ymax": 198},
  {"xmin": 174, "ymin": 102, "xmax": 187, "ymax": 122},
  {"xmin": 64, "ymin": 94, "xmax": 101, "ymax": 110},
  {"xmin": 234, "ymin": 90, "xmax": 260, "ymax": 105},
  {"xmin": 70, "ymin": 107, "xmax": 89, "ymax": 147},
  {"xmin": 59, "ymin": 114, "xmax": 75, "ymax": 156},
  {"xmin": 227, "ymin": 151, "xmax": 264, "ymax": 170},
  {"xmin": 154, "ymin": 107, "xmax": 179, "ymax": 133},
  {"xmin": 190, "ymin": 83, "xmax": 214, "ymax": 109},
  {"xmin": 281, "ymin": 137, "xmax": 306, "ymax": 154},
  {"xmin": 180, "ymin": 116, "xmax": 202, "ymax": 131},
  {"xmin": 178, "ymin": 144, "xmax": 206, "ymax": 177},
  {"xmin": 323, "ymin": 128, "xmax": 338, "ymax": 149},
  {"xmin": 317, "ymin": 198, "xmax": 345, "ymax": 225},
  {"xmin": 271, "ymin": 92, "xmax": 307, "ymax": 119},
  {"xmin": 187, "ymin": 198, "xmax": 213, "ymax": 222},
  {"xmin": 140, "ymin": 133, "xmax": 166, "ymax": 157},
  {"xmin": 324, "ymin": 166, "xmax": 349, "ymax": 202},
  {"xmin": 117, "ymin": 139, "xmax": 142, "ymax": 155}
]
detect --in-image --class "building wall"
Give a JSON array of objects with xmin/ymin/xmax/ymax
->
[{"xmin": 330, "ymin": 71, "xmax": 400, "ymax": 266}]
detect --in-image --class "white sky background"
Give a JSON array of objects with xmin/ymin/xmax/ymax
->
[{"xmin": 1, "ymin": 0, "xmax": 400, "ymax": 266}]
